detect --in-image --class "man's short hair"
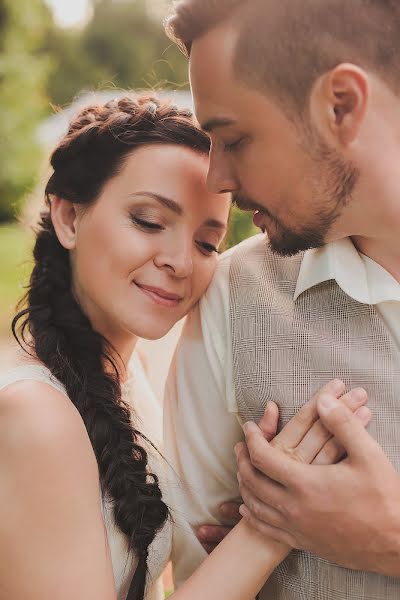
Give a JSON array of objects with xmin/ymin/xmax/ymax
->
[{"xmin": 166, "ymin": 0, "xmax": 400, "ymax": 113}]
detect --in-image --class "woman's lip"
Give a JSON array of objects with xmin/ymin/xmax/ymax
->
[{"xmin": 134, "ymin": 283, "xmax": 183, "ymax": 307}]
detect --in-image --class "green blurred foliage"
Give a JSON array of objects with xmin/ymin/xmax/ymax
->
[
  {"xmin": 225, "ymin": 206, "xmax": 258, "ymax": 250},
  {"xmin": 0, "ymin": 0, "xmax": 52, "ymax": 222},
  {"xmin": 43, "ymin": 0, "xmax": 189, "ymax": 107},
  {"xmin": 0, "ymin": 0, "xmax": 255, "ymax": 249},
  {"xmin": 0, "ymin": 223, "xmax": 33, "ymax": 337}
]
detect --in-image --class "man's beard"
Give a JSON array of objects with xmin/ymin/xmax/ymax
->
[{"xmin": 233, "ymin": 136, "xmax": 359, "ymax": 257}]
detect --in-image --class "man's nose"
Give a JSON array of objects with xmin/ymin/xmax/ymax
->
[{"xmin": 207, "ymin": 151, "xmax": 239, "ymax": 194}]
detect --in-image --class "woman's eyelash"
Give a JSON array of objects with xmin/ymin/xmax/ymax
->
[
  {"xmin": 131, "ymin": 216, "xmax": 220, "ymax": 255},
  {"xmin": 196, "ymin": 241, "xmax": 221, "ymax": 255},
  {"xmin": 131, "ymin": 216, "xmax": 163, "ymax": 231}
]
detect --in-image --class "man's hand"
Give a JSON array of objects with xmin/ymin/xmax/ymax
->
[
  {"xmin": 238, "ymin": 386, "xmax": 400, "ymax": 577},
  {"xmin": 197, "ymin": 380, "xmax": 370, "ymax": 554}
]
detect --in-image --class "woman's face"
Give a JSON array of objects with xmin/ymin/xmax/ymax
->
[{"xmin": 71, "ymin": 144, "xmax": 230, "ymax": 344}]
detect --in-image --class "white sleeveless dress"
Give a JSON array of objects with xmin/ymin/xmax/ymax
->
[{"xmin": 0, "ymin": 354, "xmax": 172, "ymax": 600}]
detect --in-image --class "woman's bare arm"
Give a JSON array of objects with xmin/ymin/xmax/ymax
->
[
  {"xmin": 0, "ymin": 380, "xmax": 117, "ymax": 600},
  {"xmin": 171, "ymin": 382, "xmax": 371, "ymax": 600}
]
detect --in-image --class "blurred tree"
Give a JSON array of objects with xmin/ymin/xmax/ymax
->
[
  {"xmin": 44, "ymin": 0, "xmax": 188, "ymax": 107},
  {"xmin": 35, "ymin": 0, "xmax": 254, "ymax": 248},
  {"xmin": 0, "ymin": 0, "xmax": 51, "ymax": 222}
]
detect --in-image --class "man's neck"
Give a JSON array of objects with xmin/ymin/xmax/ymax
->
[{"xmin": 351, "ymin": 234, "xmax": 400, "ymax": 283}]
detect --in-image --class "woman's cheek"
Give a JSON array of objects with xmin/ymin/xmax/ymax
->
[{"xmin": 195, "ymin": 259, "xmax": 219, "ymax": 300}]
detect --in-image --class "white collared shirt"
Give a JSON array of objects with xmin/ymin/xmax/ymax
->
[{"xmin": 164, "ymin": 236, "xmax": 400, "ymax": 586}]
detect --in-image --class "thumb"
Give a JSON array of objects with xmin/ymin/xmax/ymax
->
[
  {"xmin": 258, "ymin": 402, "xmax": 279, "ymax": 442},
  {"xmin": 317, "ymin": 393, "xmax": 375, "ymax": 463}
]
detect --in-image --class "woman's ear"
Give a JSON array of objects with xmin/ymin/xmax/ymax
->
[{"xmin": 50, "ymin": 195, "xmax": 78, "ymax": 250}]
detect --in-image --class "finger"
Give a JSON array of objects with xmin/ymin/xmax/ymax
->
[
  {"xmin": 317, "ymin": 393, "xmax": 378, "ymax": 463},
  {"xmin": 238, "ymin": 505, "xmax": 296, "ymax": 548},
  {"xmin": 219, "ymin": 501, "xmax": 242, "ymax": 524},
  {"xmin": 236, "ymin": 441, "xmax": 290, "ymax": 503},
  {"xmin": 272, "ymin": 379, "xmax": 345, "ymax": 450},
  {"xmin": 197, "ymin": 525, "xmax": 232, "ymax": 545},
  {"xmin": 292, "ymin": 388, "xmax": 368, "ymax": 464},
  {"xmin": 240, "ymin": 482, "xmax": 284, "ymax": 528},
  {"xmin": 258, "ymin": 402, "xmax": 279, "ymax": 442},
  {"xmin": 313, "ymin": 406, "xmax": 372, "ymax": 465}
]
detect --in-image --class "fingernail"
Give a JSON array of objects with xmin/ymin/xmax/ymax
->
[
  {"xmin": 243, "ymin": 422, "xmax": 251, "ymax": 435},
  {"xmin": 319, "ymin": 394, "xmax": 339, "ymax": 411},
  {"xmin": 243, "ymin": 421, "xmax": 258, "ymax": 435},
  {"xmin": 239, "ymin": 504, "xmax": 250, "ymax": 519},
  {"xmin": 355, "ymin": 406, "xmax": 371, "ymax": 421},
  {"xmin": 234, "ymin": 444, "xmax": 239, "ymax": 457},
  {"xmin": 331, "ymin": 379, "xmax": 345, "ymax": 394},
  {"xmin": 350, "ymin": 388, "xmax": 367, "ymax": 404},
  {"xmin": 237, "ymin": 472, "xmax": 242, "ymax": 484}
]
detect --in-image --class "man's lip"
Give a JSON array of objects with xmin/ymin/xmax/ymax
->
[{"xmin": 134, "ymin": 283, "xmax": 184, "ymax": 301}]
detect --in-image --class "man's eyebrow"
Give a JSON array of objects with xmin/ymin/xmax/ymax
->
[
  {"xmin": 201, "ymin": 117, "xmax": 237, "ymax": 133},
  {"xmin": 129, "ymin": 191, "xmax": 183, "ymax": 216}
]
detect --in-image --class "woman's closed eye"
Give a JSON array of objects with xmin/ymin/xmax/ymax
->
[
  {"xmin": 196, "ymin": 241, "xmax": 220, "ymax": 256},
  {"xmin": 131, "ymin": 216, "xmax": 164, "ymax": 231}
]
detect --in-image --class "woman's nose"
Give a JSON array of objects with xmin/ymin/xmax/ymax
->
[{"xmin": 154, "ymin": 238, "xmax": 194, "ymax": 278}]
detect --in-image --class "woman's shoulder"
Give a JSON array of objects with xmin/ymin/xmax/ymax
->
[{"xmin": 0, "ymin": 372, "xmax": 97, "ymax": 478}]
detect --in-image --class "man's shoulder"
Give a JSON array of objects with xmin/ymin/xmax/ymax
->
[{"xmin": 208, "ymin": 233, "xmax": 266, "ymax": 288}]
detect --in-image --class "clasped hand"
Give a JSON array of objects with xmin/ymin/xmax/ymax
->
[{"xmin": 237, "ymin": 380, "xmax": 400, "ymax": 577}]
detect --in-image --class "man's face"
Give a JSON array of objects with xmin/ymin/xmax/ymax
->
[{"xmin": 190, "ymin": 23, "xmax": 359, "ymax": 256}]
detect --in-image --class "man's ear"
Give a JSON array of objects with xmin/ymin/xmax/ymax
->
[
  {"xmin": 310, "ymin": 63, "xmax": 369, "ymax": 147},
  {"xmin": 50, "ymin": 196, "xmax": 78, "ymax": 250}
]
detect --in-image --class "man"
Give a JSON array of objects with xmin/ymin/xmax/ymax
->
[{"xmin": 164, "ymin": 1, "xmax": 400, "ymax": 598}]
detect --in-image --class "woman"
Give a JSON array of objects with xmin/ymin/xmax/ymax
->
[{"xmin": 0, "ymin": 95, "xmax": 369, "ymax": 600}]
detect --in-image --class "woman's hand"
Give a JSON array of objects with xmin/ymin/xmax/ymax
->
[
  {"xmin": 197, "ymin": 380, "xmax": 370, "ymax": 552},
  {"xmin": 236, "ymin": 379, "xmax": 371, "ymax": 538}
]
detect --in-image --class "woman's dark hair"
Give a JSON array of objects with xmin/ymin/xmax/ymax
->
[{"xmin": 12, "ymin": 94, "xmax": 210, "ymax": 599}]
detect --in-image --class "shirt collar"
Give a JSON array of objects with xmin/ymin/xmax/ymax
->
[{"xmin": 294, "ymin": 237, "xmax": 400, "ymax": 305}]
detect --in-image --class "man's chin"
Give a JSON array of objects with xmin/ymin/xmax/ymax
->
[{"xmin": 266, "ymin": 230, "xmax": 325, "ymax": 258}]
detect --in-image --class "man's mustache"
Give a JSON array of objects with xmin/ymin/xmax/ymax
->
[{"xmin": 232, "ymin": 192, "xmax": 267, "ymax": 215}]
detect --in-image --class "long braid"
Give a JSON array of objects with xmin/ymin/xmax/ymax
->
[{"xmin": 13, "ymin": 94, "xmax": 211, "ymax": 599}]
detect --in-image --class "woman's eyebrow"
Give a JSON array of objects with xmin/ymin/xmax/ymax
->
[
  {"xmin": 129, "ymin": 191, "xmax": 183, "ymax": 216},
  {"xmin": 203, "ymin": 218, "xmax": 228, "ymax": 231}
]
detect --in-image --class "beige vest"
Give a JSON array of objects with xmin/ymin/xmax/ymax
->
[{"xmin": 230, "ymin": 235, "xmax": 400, "ymax": 599}]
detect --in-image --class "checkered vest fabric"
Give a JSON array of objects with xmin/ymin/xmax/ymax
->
[{"xmin": 230, "ymin": 234, "xmax": 400, "ymax": 599}]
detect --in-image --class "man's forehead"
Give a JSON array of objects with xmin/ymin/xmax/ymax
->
[
  {"xmin": 189, "ymin": 26, "xmax": 240, "ymax": 130},
  {"xmin": 189, "ymin": 20, "xmax": 238, "ymax": 87}
]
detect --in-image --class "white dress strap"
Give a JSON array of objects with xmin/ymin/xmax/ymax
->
[{"xmin": 0, "ymin": 364, "xmax": 68, "ymax": 397}]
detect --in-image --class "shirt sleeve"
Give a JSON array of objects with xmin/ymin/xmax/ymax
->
[{"xmin": 163, "ymin": 250, "xmax": 244, "ymax": 587}]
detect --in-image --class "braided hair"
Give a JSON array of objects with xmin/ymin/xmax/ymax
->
[{"xmin": 13, "ymin": 95, "xmax": 210, "ymax": 599}]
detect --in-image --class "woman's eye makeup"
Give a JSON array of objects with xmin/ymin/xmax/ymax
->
[
  {"xmin": 196, "ymin": 241, "xmax": 221, "ymax": 255},
  {"xmin": 129, "ymin": 209, "xmax": 222, "ymax": 256},
  {"xmin": 130, "ymin": 215, "xmax": 164, "ymax": 231}
]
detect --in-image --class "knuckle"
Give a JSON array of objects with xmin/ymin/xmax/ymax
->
[
  {"xmin": 270, "ymin": 437, "xmax": 285, "ymax": 452},
  {"xmin": 286, "ymin": 502, "xmax": 301, "ymax": 522},
  {"xmin": 294, "ymin": 408, "xmax": 314, "ymax": 428},
  {"xmin": 288, "ymin": 447, "xmax": 308, "ymax": 464},
  {"xmin": 249, "ymin": 445, "xmax": 264, "ymax": 470}
]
